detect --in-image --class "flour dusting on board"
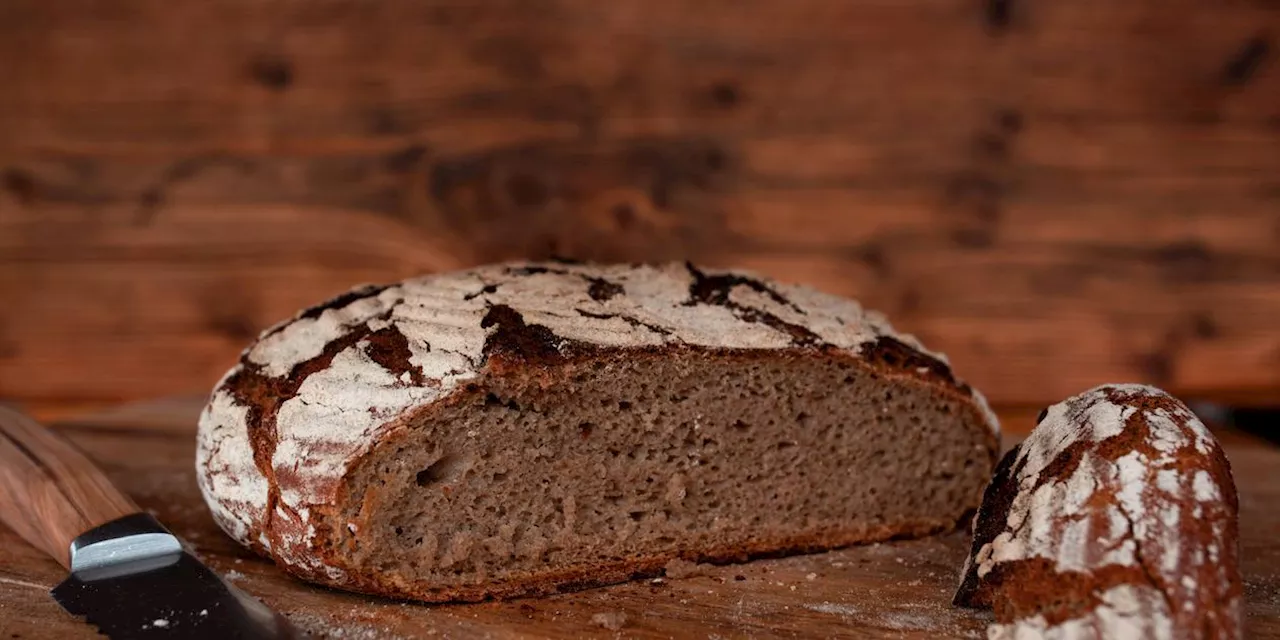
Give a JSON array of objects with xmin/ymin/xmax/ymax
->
[
  {"xmin": 805, "ymin": 598, "xmax": 981, "ymax": 637},
  {"xmin": 286, "ymin": 612, "xmax": 410, "ymax": 640}
]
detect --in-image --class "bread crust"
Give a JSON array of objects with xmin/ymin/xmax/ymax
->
[
  {"xmin": 954, "ymin": 384, "xmax": 1241, "ymax": 639},
  {"xmin": 196, "ymin": 261, "xmax": 999, "ymax": 600}
]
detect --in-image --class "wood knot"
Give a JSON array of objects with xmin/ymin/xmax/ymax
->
[
  {"xmin": 1221, "ymin": 35, "xmax": 1271, "ymax": 87},
  {"xmin": 709, "ymin": 82, "xmax": 742, "ymax": 109},
  {"xmin": 248, "ymin": 55, "xmax": 294, "ymax": 90},
  {"xmin": 2, "ymin": 168, "xmax": 36, "ymax": 206}
]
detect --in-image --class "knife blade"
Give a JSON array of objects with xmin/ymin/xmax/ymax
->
[{"xmin": 0, "ymin": 404, "xmax": 298, "ymax": 639}]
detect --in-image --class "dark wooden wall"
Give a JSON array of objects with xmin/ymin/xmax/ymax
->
[{"xmin": 2, "ymin": 0, "xmax": 1279, "ymax": 417}]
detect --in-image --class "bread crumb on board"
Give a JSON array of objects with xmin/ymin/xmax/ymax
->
[
  {"xmin": 664, "ymin": 558, "xmax": 713, "ymax": 579},
  {"xmin": 590, "ymin": 611, "xmax": 628, "ymax": 630}
]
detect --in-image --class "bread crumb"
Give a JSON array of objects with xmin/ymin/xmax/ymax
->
[
  {"xmin": 650, "ymin": 577, "xmax": 665, "ymax": 585},
  {"xmin": 151, "ymin": 619, "xmax": 169, "ymax": 628},
  {"xmin": 790, "ymin": 585, "xmax": 797, "ymax": 591},
  {"xmin": 806, "ymin": 573, "xmax": 818, "ymax": 581},
  {"xmin": 590, "ymin": 611, "xmax": 628, "ymax": 630},
  {"xmin": 664, "ymin": 558, "xmax": 709, "ymax": 579}
]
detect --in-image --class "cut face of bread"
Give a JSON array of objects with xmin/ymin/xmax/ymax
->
[
  {"xmin": 197, "ymin": 262, "xmax": 999, "ymax": 602},
  {"xmin": 954, "ymin": 384, "xmax": 1241, "ymax": 639},
  {"xmin": 339, "ymin": 350, "xmax": 992, "ymax": 600}
]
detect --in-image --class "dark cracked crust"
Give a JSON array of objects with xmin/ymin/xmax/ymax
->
[
  {"xmin": 954, "ymin": 384, "xmax": 1241, "ymax": 638},
  {"xmin": 196, "ymin": 261, "xmax": 1000, "ymax": 600}
]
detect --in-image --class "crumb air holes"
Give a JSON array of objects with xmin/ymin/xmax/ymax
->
[{"xmin": 416, "ymin": 453, "xmax": 464, "ymax": 487}]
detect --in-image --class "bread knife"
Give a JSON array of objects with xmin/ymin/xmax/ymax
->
[{"xmin": 0, "ymin": 404, "xmax": 298, "ymax": 639}]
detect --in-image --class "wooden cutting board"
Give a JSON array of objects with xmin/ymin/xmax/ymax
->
[{"xmin": 1, "ymin": 398, "xmax": 1277, "ymax": 639}]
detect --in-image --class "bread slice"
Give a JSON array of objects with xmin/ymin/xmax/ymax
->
[
  {"xmin": 197, "ymin": 261, "xmax": 999, "ymax": 602},
  {"xmin": 954, "ymin": 384, "xmax": 1241, "ymax": 639}
]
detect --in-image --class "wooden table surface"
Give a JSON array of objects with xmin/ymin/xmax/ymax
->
[{"xmin": 0, "ymin": 398, "xmax": 1277, "ymax": 639}]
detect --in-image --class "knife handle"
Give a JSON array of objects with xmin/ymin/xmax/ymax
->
[{"xmin": 0, "ymin": 404, "xmax": 139, "ymax": 569}]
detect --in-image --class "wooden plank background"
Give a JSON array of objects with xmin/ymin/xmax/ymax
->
[{"xmin": 1, "ymin": 0, "xmax": 1279, "ymax": 416}]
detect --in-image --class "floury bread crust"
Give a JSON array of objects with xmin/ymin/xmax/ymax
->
[
  {"xmin": 197, "ymin": 261, "xmax": 1000, "ymax": 602},
  {"xmin": 954, "ymin": 384, "xmax": 1241, "ymax": 639}
]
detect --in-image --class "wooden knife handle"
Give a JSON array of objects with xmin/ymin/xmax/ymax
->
[{"xmin": 0, "ymin": 404, "xmax": 138, "ymax": 569}]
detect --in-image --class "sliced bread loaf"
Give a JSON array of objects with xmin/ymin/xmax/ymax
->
[
  {"xmin": 197, "ymin": 261, "xmax": 999, "ymax": 602},
  {"xmin": 954, "ymin": 384, "xmax": 1241, "ymax": 639}
]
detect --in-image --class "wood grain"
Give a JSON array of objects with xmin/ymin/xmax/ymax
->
[
  {"xmin": 0, "ymin": 405, "xmax": 137, "ymax": 568},
  {"xmin": 1, "ymin": 0, "xmax": 1279, "ymax": 410},
  {"xmin": 0, "ymin": 399, "xmax": 1276, "ymax": 638}
]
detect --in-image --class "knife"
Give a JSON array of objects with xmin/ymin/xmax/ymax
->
[{"xmin": 0, "ymin": 404, "xmax": 298, "ymax": 639}]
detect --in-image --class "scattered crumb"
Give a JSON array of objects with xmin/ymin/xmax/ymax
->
[
  {"xmin": 806, "ymin": 573, "xmax": 818, "ymax": 581},
  {"xmin": 199, "ymin": 609, "xmax": 208, "ymax": 616},
  {"xmin": 151, "ymin": 619, "xmax": 169, "ymax": 628},
  {"xmin": 789, "ymin": 585, "xmax": 796, "ymax": 591},
  {"xmin": 650, "ymin": 577, "xmax": 665, "ymax": 585},
  {"xmin": 590, "ymin": 611, "xmax": 628, "ymax": 631},
  {"xmin": 223, "ymin": 570, "xmax": 246, "ymax": 582},
  {"xmin": 664, "ymin": 558, "xmax": 710, "ymax": 579}
]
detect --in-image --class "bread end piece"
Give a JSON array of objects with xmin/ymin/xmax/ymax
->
[{"xmin": 955, "ymin": 384, "xmax": 1241, "ymax": 639}]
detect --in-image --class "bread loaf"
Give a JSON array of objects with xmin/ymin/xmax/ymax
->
[
  {"xmin": 197, "ymin": 261, "xmax": 999, "ymax": 602},
  {"xmin": 954, "ymin": 384, "xmax": 1241, "ymax": 639}
]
